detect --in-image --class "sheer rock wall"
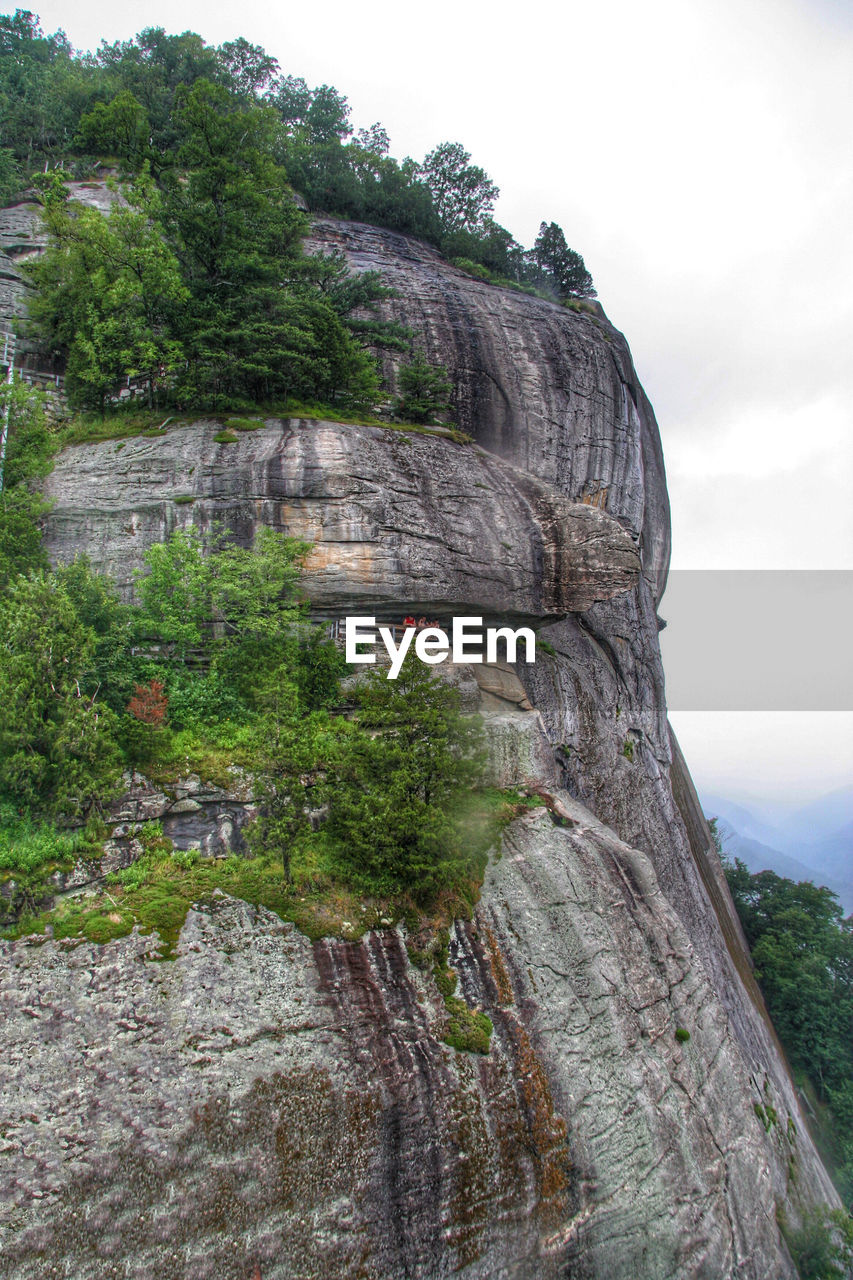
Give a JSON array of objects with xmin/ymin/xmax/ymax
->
[{"xmin": 0, "ymin": 202, "xmax": 840, "ymax": 1277}]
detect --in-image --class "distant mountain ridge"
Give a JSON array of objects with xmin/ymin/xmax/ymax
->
[{"xmin": 704, "ymin": 788, "xmax": 853, "ymax": 914}]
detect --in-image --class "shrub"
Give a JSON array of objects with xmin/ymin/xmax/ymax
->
[
  {"xmin": 0, "ymin": 574, "xmax": 122, "ymax": 816},
  {"xmin": 443, "ymin": 997, "xmax": 493, "ymax": 1054},
  {"xmin": 675, "ymin": 1026, "xmax": 691, "ymax": 1043}
]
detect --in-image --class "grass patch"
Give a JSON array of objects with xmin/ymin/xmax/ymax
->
[
  {"xmin": 173, "ymin": 494, "xmax": 195, "ymax": 505},
  {"xmin": 754, "ymin": 1101, "xmax": 778, "ymax": 1131},
  {"xmin": 443, "ymin": 997, "xmax": 493, "ymax": 1054},
  {"xmin": 410, "ymin": 925, "xmax": 495, "ymax": 1055},
  {"xmin": 57, "ymin": 410, "xmax": 199, "ymax": 448},
  {"xmin": 0, "ymin": 806, "xmax": 104, "ymax": 926},
  {"xmin": 55, "ymin": 402, "xmax": 475, "ymax": 452},
  {"xmin": 450, "ymin": 258, "xmax": 598, "ymax": 316},
  {"xmin": 2, "ymin": 786, "xmax": 541, "ymax": 968},
  {"xmin": 451, "ymin": 257, "xmax": 552, "ymax": 302},
  {"xmin": 224, "ymin": 417, "xmax": 265, "ymax": 432},
  {"xmin": 142, "ymin": 721, "xmax": 260, "ymax": 791}
]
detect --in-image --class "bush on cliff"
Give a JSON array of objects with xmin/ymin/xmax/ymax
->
[
  {"xmin": 0, "ymin": 381, "xmax": 53, "ymax": 589},
  {"xmin": 0, "ymin": 573, "xmax": 123, "ymax": 816},
  {"xmin": 321, "ymin": 654, "xmax": 486, "ymax": 899}
]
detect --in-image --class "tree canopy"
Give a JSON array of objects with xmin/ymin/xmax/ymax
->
[
  {"xmin": 1, "ymin": 8, "xmax": 597, "ymax": 409},
  {"xmin": 723, "ymin": 854, "xmax": 853, "ymax": 1205}
]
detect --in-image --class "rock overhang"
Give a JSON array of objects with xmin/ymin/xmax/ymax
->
[{"xmin": 43, "ymin": 416, "xmax": 641, "ymax": 622}]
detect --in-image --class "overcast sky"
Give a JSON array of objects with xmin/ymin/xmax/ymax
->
[{"xmin": 29, "ymin": 0, "xmax": 853, "ymax": 807}]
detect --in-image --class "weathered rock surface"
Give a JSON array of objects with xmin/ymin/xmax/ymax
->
[
  {"xmin": 0, "ymin": 198, "xmax": 841, "ymax": 1275},
  {"xmin": 42, "ymin": 418, "xmax": 640, "ymax": 619},
  {"xmin": 309, "ymin": 219, "xmax": 670, "ymax": 601},
  {"xmin": 0, "ymin": 801, "xmax": 821, "ymax": 1279}
]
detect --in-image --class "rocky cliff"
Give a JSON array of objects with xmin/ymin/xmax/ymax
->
[{"xmin": 0, "ymin": 199, "xmax": 840, "ymax": 1278}]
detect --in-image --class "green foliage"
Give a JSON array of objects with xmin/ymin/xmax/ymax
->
[
  {"xmin": 443, "ymin": 997, "xmax": 493, "ymax": 1054},
  {"xmin": 528, "ymin": 221, "xmax": 596, "ymax": 300},
  {"xmin": 6, "ymin": 843, "xmax": 293, "ymax": 953},
  {"xmin": 0, "ymin": 11, "xmax": 81, "ymax": 171},
  {"xmin": 0, "ymin": 572, "xmax": 122, "ymax": 816},
  {"xmin": 0, "ymin": 144, "xmax": 21, "ymax": 203},
  {"xmin": 77, "ymin": 89, "xmax": 151, "ymax": 167},
  {"xmin": 0, "ymin": 382, "xmax": 54, "ymax": 590},
  {"xmin": 319, "ymin": 654, "xmax": 485, "ymax": 899},
  {"xmin": 417, "ymin": 141, "xmax": 499, "ymax": 236},
  {"xmin": 724, "ymin": 857, "xmax": 853, "ymax": 1203},
  {"xmin": 5, "ymin": 13, "xmax": 598, "ymax": 396},
  {"xmin": 0, "ymin": 802, "xmax": 102, "ymax": 925},
  {"xmin": 675, "ymin": 1026, "xmax": 691, "ymax": 1043},
  {"xmin": 0, "ymin": 803, "xmax": 95, "ymax": 875},
  {"xmin": 395, "ymin": 351, "xmax": 452, "ymax": 424},
  {"xmin": 0, "ymin": 488, "xmax": 48, "ymax": 588},
  {"xmin": 223, "ymin": 416, "xmax": 264, "ymax": 431},
  {"xmin": 26, "ymin": 170, "xmax": 188, "ymax": 411},
  {"xmin": 779, "ymin": 1207, "xmax": 853, "ymax": 1280},
  {"xmin": 159, "ymin": 667, "xmax": 247, "ymax": 730}
]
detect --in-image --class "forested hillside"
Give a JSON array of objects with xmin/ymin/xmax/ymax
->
[{"xmin": 721, "ymin": 847, "xmax": 853, "ymax": 1216}]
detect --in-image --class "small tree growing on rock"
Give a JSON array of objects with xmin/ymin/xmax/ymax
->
[
  {"xmin": 124, "ymin": 678, "xmax": 169, "ymax": 768},
  {"xmin": 395, "ymin": 351, "xmax": 452, "ymax": 424}
]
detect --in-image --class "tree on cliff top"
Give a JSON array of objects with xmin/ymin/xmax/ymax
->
[
  {"xmin": 529, "ymin": 221, "xmax": 596, "ymax": 300},
  {"xmin": 418, "ymin": 141, "xmax": 499, "ymax": 236}
]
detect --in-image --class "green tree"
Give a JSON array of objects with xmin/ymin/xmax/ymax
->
[
  {"xmin": 76, "ymin": 89, "xmax": 151, "ymax": 167},
  {"xmin": 0, "ymin": 381, "xmax": 53, "ymax": 589},
  {"xmin": 217, "ymin": 37, "xmax": 279, "ymax": 102},
  {"xmin": 26, "ymin": 170, "xmax": 187, "ymax": 409},
  {"xmin": 395, "ymin": 350, "xmax": 452, "ymax": 424},
  {"xmin": 94, "ymin": 27, "xmax": 224, "ymax": 155},
  {"xmin": 134, "ymin": 525, "xmax": 211, "ymax": 657},
  {"xmin": 53, "ymin": 555, "xmax": 135, "ymax": 713},
  {"xmin": 135, "ymin": 524, "xmax": 311, "ymax": 696},
  {"xmin": 724, "ymin": 856, "xmax": 853, "ymax": 1203},
  {"xmin": 323, "ymin": 654, "xmax": 485, "ymax": 898},
  {"xmin": 163, "ymin": 79, "xmax": 378, "ymax": 409},
  {"xmin": 528, "ymin": 221, "xmax": 596, "ymax": 299},
  {"xmin": 0, "ymin": 145, "xmax": 20, "ymax": 203},
  {"xmin": 247, "ymin": 695, "xmax": 330, "ymax": 883},
  {"xmin": 0, "ymin": 572, "xmax": 121, "ymax": 816},
  {"xmin": 418, "ymin": 141, "xmax": 499, "ymax": 236},
  {"xmin": 0, "ymin": 10, "xmax": 78, "ymax": 169},
  {"xmin": 781, "ymin": 1207, "xmax": 853, "ymax": 1280}
]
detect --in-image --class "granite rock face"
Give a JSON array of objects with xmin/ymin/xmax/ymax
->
[
  {"xmin": 0, "ymin": 804, "xmax": 816, "ymax": 1280},
  {"xmin": 309, "ymin": 218, "xmax": 670, "ymax": 601},
  {"xmin": 42, "ymin": 418, "xmax": 640, "ymax": 619},
  {"xmin": 0, "ymin": 201, "xmax": 841, "ymax": 1276}
]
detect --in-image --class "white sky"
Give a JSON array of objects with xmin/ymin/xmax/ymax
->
[{"xmin": 29, "ymin": 0, "xmax": 853, "ymax": 806}]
